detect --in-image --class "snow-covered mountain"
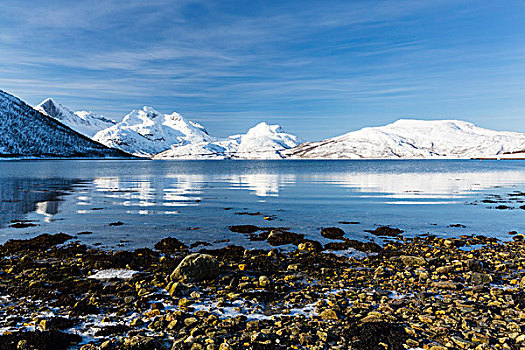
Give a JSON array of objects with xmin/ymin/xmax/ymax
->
[
  {"xmin": 32, "ymin": 99, "xmax": 303, "ymax": 159},
  {"xmin": 93, "ymin": 106, "xmax": 213, "ymax": 157},
  {"xmin": 284, "ymin": 119, "xmax": 525, "ymax": 159},
  {"xmin": 0, "ymin": 90, "xmax": 129, "ymax": 158},
  {"xmin": 36, "ymin": 98, "xmax": 115, "ymax": 138},
  {"xmin": 153, "ymin": 122, "xmax": 303, "ymax": 159},
  {"xmin": 10, "ymin": 92, "xmax": 523, "ymax": 160}
]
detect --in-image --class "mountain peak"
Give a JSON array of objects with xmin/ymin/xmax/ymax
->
[
  {"xmin": 39, "ymin": 97, "xmax": 57, "ymax": 107},
  {"xmin": 36, "ymin": 98, "xmax": 115, "ymax": 138},
  {"xmin": 94, "ymin": 107, "xmax": 212, "ymax": 157},
  {"xmin": 36, "ymin": 98, "xmax": 73, "ymax": 119},
  {"xmin": 141, "ymin": 106, "xmax": 161, "ymax": 116},
  {"xmin": 247, "ymin": 122, "xmax": 283, "ymax": 136}
]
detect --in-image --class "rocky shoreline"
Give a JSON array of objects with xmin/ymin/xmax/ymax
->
[{"xmin": 1, "ymin": 229, "xmax": 525, "ymax": 350}]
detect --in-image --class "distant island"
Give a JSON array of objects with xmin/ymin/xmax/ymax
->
[{"xmin": 1, "ymin": 89, "xmax": 525, "ymax": 160}]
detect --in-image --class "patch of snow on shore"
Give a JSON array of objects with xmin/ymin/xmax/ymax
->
[{"xmin": 88, "ymin": 269, "xmax": 138, "ymax": 280}]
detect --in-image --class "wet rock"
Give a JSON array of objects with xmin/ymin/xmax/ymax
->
[
  {"xmin": 69, "ymin": 299, "xmax": 100, "ymax": 316},
  {"xmin": 109, "ymin": 221, "xmax": 124, "ymax": 226},
  {"xmin": 1, "ymin": 233, "xmax": 73, "ymax": 253},
  {"xmin": 121, "ymin": 335, "xmax": 164, "ymax": 350},
  {"xmin": 470, "ymin": 272, "xmax": 493, "ymax": 285},
  {"xmin": 189, "ymin": 241, "xmax": 211, "ymax": 248},
  {"xmin": 519, "ymin": 276, "xmax": 525, "ymax": 289},
  {"xmin": 95, "ymin": 324, "xmax": 131, "ymax": 337},
  {"xmin": 430, "ymin": 281, "xmax": 462, "ymax": 290},
  {"xmin": 399, "ymin": 255, "xmax": 426, "ymax": 267},
  {"xmin": 76, "ymin": 231, "xmax": 93, "ymax": 235},
  {"xmin": 151, "ymin": 302, "xmax": 164, "ymax": 310},
  {"xmin": 365, "ymin": 226, "xmax": 404, "ymax": 237},
  {"xmin": 80, "ymin": 345, "xmax": 98, "ymax": 350},
  {"xmin": 319, "ymin": 309, "xmax": 338, "ymax": 320},
  {"xmin": 41, "ymin": 317, "xmax": 77, "ymax": 331},
  {"xmin": 9, "ymin": 222, "xmax": 38, "ymax": 229},
  {"xmin": 347, "ymin": 322, "xmax": 408, "ymax": 350},
  {"xmin": 258, "ymin": 275, "xmax": 271, "ymax": 288},
  {"xmin": 466, "ymin": 258, "xmax": 484, "ymax": 272},
  {"xmin": 170, "ymin": 253, "xmax": 219, "ymax": 282},
  {"xmin": 0, "ymin": 331, "xmax": 82, "ymax": 350},
  {"xmin": 297, "ymin": 240, "xmax": 323, "ymax": 252},
  {"xmin": 266, "ymin": 230, "xmax": 304, "ymax": 246},
  {"xmin": 513, "ymin": 234, "xmax": 524, "ymax": 242},
  {"xmin": 228, "ymin": 225, "xmax": 261, "ymax": 233},
  {"xmin": 324, "ymin": 238, "xmax": 382, "ymax": 253},
  {"xmin": 435, "ymin": 265, "xmax": 453, "ymax": 274},
  {"xmin": 154, "ymin": 237, "xmax": 188, "ymax": 252},
  {"xmin": 320, "ymin": 227, "xmax": 345, "ymax": 239},
  {"xmin": 451, "ymin": 335, "xmax": 473, "ymax": 349}
]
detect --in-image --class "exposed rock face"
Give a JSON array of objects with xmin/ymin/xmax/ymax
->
[{"xmin": 169, "ymin": 253, "xmax": 219, "ymax": 282}]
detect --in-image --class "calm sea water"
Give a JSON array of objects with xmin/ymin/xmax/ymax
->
[{"xmin": 0, "ymin": 160, "xmax": 524, "ymax": 250}]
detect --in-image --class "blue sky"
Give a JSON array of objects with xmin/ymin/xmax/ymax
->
[{"xmin": 1, "ymin": 0, "xmax": 524, "ymax": 140}]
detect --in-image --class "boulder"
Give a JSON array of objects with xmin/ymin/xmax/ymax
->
[
  {"xmin": 470, "ymin": 272, "xmax": 493, "ymax": 285},
  {"xmin": 324, "ymin": 238, "xmax": 382, "ymax": 253},
  {"xmin": 365, "ymin": 226, "xmax": 404, "ymax": 237},
  {"xmin": 399, "ymin": 255, "xmax": 426, "ymax": 267},
  {"xmin": 169, "ymin": 253, "xmax": 219, "ymax": 282},
  {"xmin": 154, "ymin": 237, "xmax": 187, "ymax": 252},
  {"xmin": 266, "ymin": 230, "xmax": 304, "ymax": 246},
  {"xmin": 320, "ymin": 227, "xmax": 345, "ymax": 240},
  {"xmin": 297, "ymin": 240, "xmax": 323, "ymax": 252}
]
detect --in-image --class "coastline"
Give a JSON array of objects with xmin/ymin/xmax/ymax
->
[{"xmin": 1, "ymin": 230, "xmax": 524, "ymax": 349}]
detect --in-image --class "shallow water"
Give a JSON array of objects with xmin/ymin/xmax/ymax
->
[{"xmin": 0, "ymin": 159, "xmax": 524, "ymax": 250}]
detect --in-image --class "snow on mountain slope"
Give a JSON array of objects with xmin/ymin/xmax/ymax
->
[
  {"xmin": 0, "ymin": 90, "xmax": 129, "ymax": 158},
  {"xmin": 93, "ymin": 106, "xmax": 213, "ymax": 157},
  {"xmin": 153, "ymin": 122, "xmax": 303, "ymax": 159},
  {"xmin": 234, "ymin": 122, "xmax": 303, "ymax": 158},
  {"xmin": 284, "ymin": 119, "xmax": 525, "ymax": 159},
  {"xmin": 36, "ymin": 98, "xmax": 115, "ymax": 138}
]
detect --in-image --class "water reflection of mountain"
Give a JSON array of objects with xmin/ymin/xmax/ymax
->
[
  {"xmin": 92, "ymin": 175, "xmax": 205, "ymax": 207},
  {"xmin": 0, "ymin": 178, "xmax": 77, "ymax": 228},
  {"xmin": 227, "ymin": 174, "xmax": 296, "ymax": 197},
  {"xmin": 308, "ymin": 171, "xmax": 525, "ymax": 199}
]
